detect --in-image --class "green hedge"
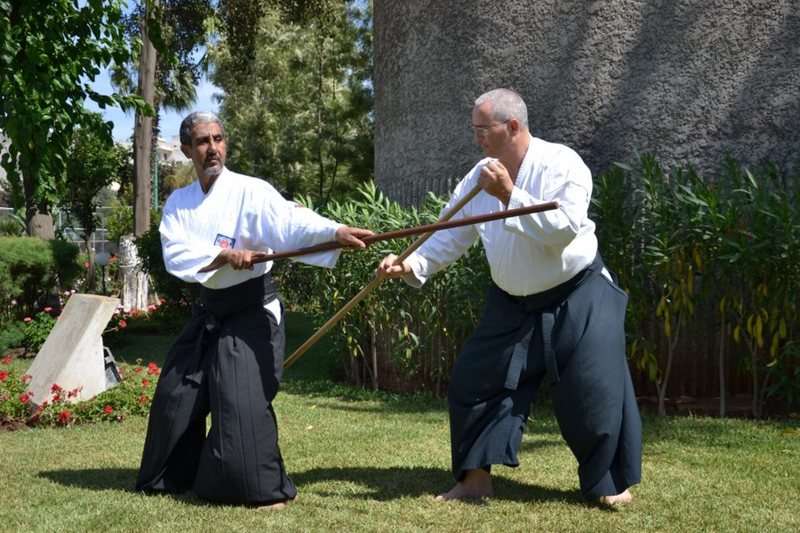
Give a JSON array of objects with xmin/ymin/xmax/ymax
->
[{"xmin": 0, "ymin": 237, "xmax": 80, "ymax": 321}]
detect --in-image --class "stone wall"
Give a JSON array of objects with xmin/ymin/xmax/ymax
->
[{"xmin": 374, "ymin": 0, "xmax": 800, "ymax": 205}]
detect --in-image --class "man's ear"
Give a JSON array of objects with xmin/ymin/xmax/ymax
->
[
  {"xmin": 508, "ymin": 118, "xmax": 521, "ymax": 134},
  {"xmin": 181, "ymin": 144, "xmax": 192, "ymax": 158}
]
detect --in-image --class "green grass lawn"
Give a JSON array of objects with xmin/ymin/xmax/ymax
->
[{"xmin": 2, "ymin": 314, "xmax": 799, "ymax": 532}]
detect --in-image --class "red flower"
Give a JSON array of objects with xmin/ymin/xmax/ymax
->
[
  {"xmin": 67, "ymin": 387, "xmax": 81, "ymax": 399},
  {"xmin": 57, "ymin": 410, "xmax": 72, "ymax": 425},
  {"xmin": 147, "ymin": 362, "xmax": 160, "ymax": 375},
  {"xmin": 1, "ymin": 355, "xmax": 12, "ymax": 365},
  {"xmin": 118, "ymin": 319, "xmax": 127, "ymax": 329},
  {"xmin": 21, "ymin": 374, "xmax": 32, "ymax": 384},
  {"xmin": 19, "ymin": 392, "xmax": 31, "ymax": 404},
  {"xmin": 134, "ymin": 367, "xmax": 143, "ymax": 373},
  {"xmin": 138, "ymin": 394, "xmax": 150, "ymax": 405},
  {"xmin": 23, "ymin": 317, "xmax": 32, "ymax": 323},
  {"xmin": 103, "ymin": 405, "xmax": 114, "ymax": 414},
  {"xmin": 141, "ymin": 378, "xmax": 150, "ymax": 387},
  {"xmin": 51, "ymin": 383, "xmax": 63, "ymax": 394},
  {"xmin": 0, "ymin": 371, "xmax": 8, "ymax": 382}
]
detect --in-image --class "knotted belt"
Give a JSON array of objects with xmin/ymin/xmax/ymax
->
[
  {"xmin": 184, "ymin": 274, "xmax": 278, "ymax": 385},
  {"xmin": 503, "ymin": 255, "xmax": 605, "ymax": 390}
]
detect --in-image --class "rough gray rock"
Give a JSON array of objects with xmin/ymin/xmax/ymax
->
[{"xmin": 375, "ymin": 0, "xmax": 800, "ymax": 205}]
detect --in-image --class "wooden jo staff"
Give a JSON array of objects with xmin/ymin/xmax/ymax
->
[
  {"xmin": 283, "ymin": 186, "xmax": 559, "ymax": 369},
  {"xmin": 252, "ymin": 200, "xmax": 560, "ymax": 265}
]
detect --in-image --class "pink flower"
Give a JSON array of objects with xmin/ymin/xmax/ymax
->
[
  {"xmin": 147, "ymin": 304, "xmax": 157, "ymax": 312},
  {"xmin": 51, "ymin": 383, "xmax": 63, "ymax": 394},
  {"xmin": 44, "ymin": 306, "xmax": 53, "ymax": 313},
  {"xmin": 67, "ymin": 388, "xmax": 81, "ymax": 399},
  {"xmin": 103, "ymin": 405, "xmax": 114, "ymax": 414},
  {"xmin": 21, "ymin": 374, "xmax": 32, "ymax": 384},
  {"xmin": 0, "ymin": 370, "xmax": 8, "ymax": 382},
  {"xmin": 23, "ymin": 317, "xmax": 32, "ymax": 323},
  {"xmin": 1, "ymin": 355, "xmax": 11, "ymax": 365}
]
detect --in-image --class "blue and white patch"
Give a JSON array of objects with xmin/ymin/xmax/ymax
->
[{"xmin": 213, "ymin": 233, "xmax": 236, "ymax": 249}]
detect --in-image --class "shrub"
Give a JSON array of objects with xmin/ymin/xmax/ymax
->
[
  {"xmin": 280, "ymin": 183, "xmax": 490, "ymax": 394},
  {"xmin": 21, "ymin": 310, "xmax": 56, "ymax": 355},
  {"xmin": 0, "ymin": 321, "xmax": 24, "ymax": 355},
  {"xmin": 0, "ymin": 237, "xmax": 80, "ymax": 320},
  {"xmin": 135, "ymin": 215, "xmax": 199, "ymax": 308}
]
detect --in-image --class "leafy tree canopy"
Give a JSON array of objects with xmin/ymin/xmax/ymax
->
[
  {"xmin": 211, "ymin": 0, "xmax": 373, "ymax": 204},
  {"xmin": 0, "ymin": 0, "xmax": 143, "ymax": 228}
]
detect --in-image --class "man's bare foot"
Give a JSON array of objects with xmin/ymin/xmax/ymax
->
[
  {"xmin": 598, "ymin": 489, "xmax": 633, "ymax": 506},
  {"xmin": 256, "ymin": 499, "xmax": 290, "ymax": 510},
  {"xmin": 435, "ymin": 469, "xmax": 493, "ymax": 501}
]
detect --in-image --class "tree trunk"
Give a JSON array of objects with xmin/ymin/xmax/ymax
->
[
  {"xmin": 83, "ymin": 236, "xmax": 96, "ymax": 292},
  {"xmin": 134, "ymin": 2, "xmax": 157, "ymax": 236}
]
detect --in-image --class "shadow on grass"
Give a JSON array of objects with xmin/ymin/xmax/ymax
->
[
  {"xmin": 39, "ymin": 466, "xmax": 585, "ymax": 506},
  {"xmin": 292, "ymin": 466, "xmax": 584, "ymax": 505},
  {"xmin": 39, "ymin": 467, "xmax": 138, "ymax": 492}
]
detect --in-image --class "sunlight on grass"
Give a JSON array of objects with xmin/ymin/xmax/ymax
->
[{"xmin": 1, "ymin": 385, "xmax": 798, "ymax": 532}]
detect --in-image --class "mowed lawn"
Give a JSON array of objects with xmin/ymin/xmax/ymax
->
[{"xmin": 1, "ymin": 314, "xmax": 798, "ymax": 532}]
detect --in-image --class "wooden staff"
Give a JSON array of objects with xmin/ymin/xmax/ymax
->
[
  {"xmin": 283, "ymin": 186, "xmax": 559, "ymax": 369},
  {"xmin": 251, "ymin": 200, "xmax": 559, "ymax": 264}
]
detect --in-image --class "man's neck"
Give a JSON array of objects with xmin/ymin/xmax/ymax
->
[
  {"xmin": 499, "ymin": 132, "xmax": 531, "ymax": 183},
  {"xmin": 199, "ymin": 169, "xmax": 222, "ymax": 193}
]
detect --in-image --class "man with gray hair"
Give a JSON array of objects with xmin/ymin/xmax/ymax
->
[
  {"xmin": 136, "ymin": 111, "xmax": 373, "ymax": 508},
  {"xmin": 379, "ymin": 88, "xmax": 642, "ymax": 505}
]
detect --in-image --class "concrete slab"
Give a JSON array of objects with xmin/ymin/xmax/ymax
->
[{"xmin": 26, "ymin": 294, "xmax": 121, "ymax": 405}]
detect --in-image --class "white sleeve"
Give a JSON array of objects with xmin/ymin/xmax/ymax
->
[
  {"xmin": 502, "ymin": 151, "xmax": 591, "ymax": 246},
  {"xmin": 159, "ymin": 196, "xmax": 221, "ymax": 284},
  {"xmin": 403, "ymin": 170, "xmax": 481, "ymax": 287},
  {"xmin": 258, "ymin": 183, "xmax": 344, "ymax": 268}
]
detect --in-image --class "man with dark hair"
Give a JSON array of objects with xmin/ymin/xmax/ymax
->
[
  {"xmin": 379, "ymin": 89, "xmax": 642, "ymax": 505},
  {"xmin": 136, "ymin": 111, "xmax": 373, "ymax": 508}
]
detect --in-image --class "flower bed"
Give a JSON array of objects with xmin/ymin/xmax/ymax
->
[{"xmin": 0, "ymin": 353, "xmax": 160, "ymax": 430}]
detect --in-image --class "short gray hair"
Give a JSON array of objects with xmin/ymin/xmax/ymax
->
[
  {"xmin": 474, "ymin": 88, "xmax": 529, "ymax": 129},
  {"xmin": 179, "ymin": 111, "xmax": 225, "ymax": 145}
]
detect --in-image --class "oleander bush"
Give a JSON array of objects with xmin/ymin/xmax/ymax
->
[{"xmin": 280, "ymin": 182, "xmax": 491, "ymax": 394}]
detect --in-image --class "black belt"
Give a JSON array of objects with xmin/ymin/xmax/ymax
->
[{"xmin": 502, "ymin": 255, "xmax": 604, "ymax": 389}]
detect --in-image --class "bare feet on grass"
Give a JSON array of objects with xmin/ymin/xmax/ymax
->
[
  {"xmin": 435, "ymin": 469, "xmax": 493, "ymax": 501},
  {"xmin": 256, "ymin": 498, "xmax": 292, "ymax": 511},
  {"xmin": 597, "ymin": 489, "xmax": 633, "ymax": 506}
]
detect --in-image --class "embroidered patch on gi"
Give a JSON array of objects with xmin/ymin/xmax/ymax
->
[{"xmin": 213, "ymin": 233, "xmax": 236, "ymax": 249}]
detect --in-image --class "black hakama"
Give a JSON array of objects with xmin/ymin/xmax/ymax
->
[
  {"xmin": 135, "ymin": 275, "xmax": 296, "ymax": 505},
  {"xmin": 448, "ymin": 256, "xmax": 642, "ymax": 500}
]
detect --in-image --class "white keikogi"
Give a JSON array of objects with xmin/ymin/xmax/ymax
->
[
  {"xmin": 159, "ymin": 167, "xmax": 343, "ymax": 319},
  {"xmin": 404, "ymin": 135, "xmax": 600, "ymax": 296}
]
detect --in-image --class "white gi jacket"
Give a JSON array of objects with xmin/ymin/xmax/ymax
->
[{"xmin": 405, "ymin": 135, "xmax": 599, "ymax": 296}]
